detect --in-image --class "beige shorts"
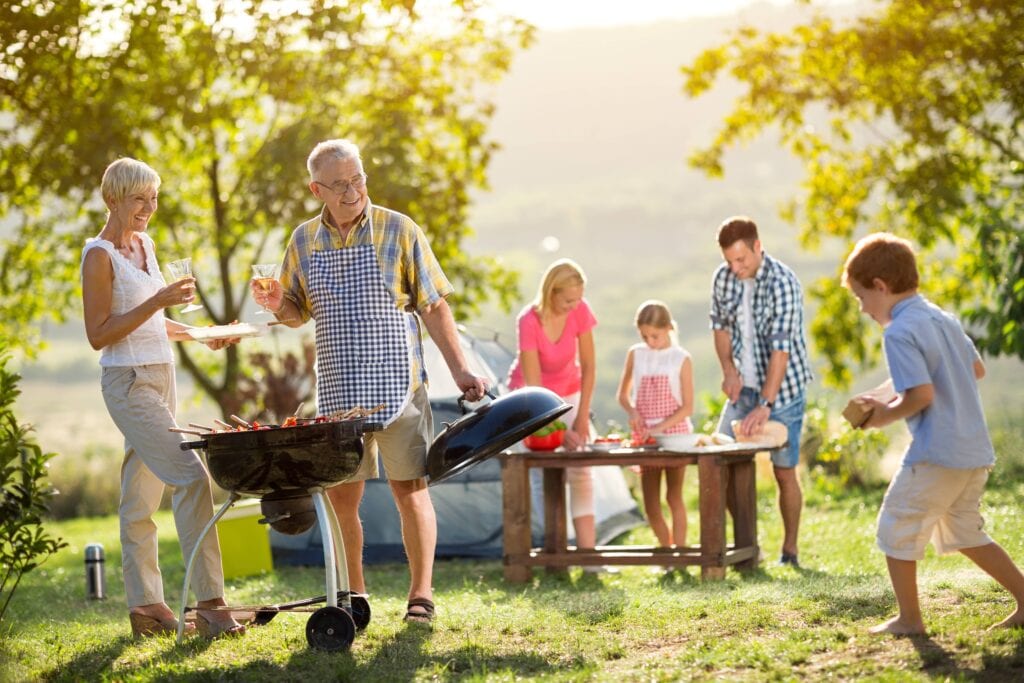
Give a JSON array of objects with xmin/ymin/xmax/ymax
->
[
  {"xmin": 877, "ymin": 462, "xmax": 993, "ymax": 561},
  {"xmin": 348, "ymin": 384, "xmax": 432, "ymax": 482}
]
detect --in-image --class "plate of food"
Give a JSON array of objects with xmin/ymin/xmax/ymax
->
[
  {"xmin": 589, "ymin": 436, "xmax": 624, "ymax": 452},
  {"xmin": 625, "ymin": 436, "xmax": 660, "ymax": 450},
  {"xmin": 186, "ymin": 322, "xmax": 266, "ymax": 341}
]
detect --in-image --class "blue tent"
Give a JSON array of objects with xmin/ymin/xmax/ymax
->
[{"xmin": 270, "ymin": 327, "xmax": 642, "ymax": 566}]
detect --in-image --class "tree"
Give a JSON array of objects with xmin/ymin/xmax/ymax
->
[
  {"xmin": 682, "ymin": 0, "xmax": 1024, "ymax": 387},
  {"xmin": 0, "ymin": 0, "xmax": 532, "ymax": 414}
]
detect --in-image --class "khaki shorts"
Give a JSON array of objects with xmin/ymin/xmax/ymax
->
[
  {"xmin": 877, "ymin": 462, "xmax": 993, "ymax": 561},
  {"xmin": 348, "ymin": 384, "xmax": 432, "ymax": 482}
]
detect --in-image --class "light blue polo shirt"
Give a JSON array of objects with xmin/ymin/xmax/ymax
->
[{"xmin": 883, "ymin": 294, "xmax": 994, "ymax": 468}]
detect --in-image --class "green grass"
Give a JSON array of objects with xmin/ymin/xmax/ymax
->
[{"xmin": 3, "ymin": 481, "xmax": 1024, "ymax": 681}]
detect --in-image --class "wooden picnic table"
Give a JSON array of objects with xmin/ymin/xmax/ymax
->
[{"xmin": 500, "ymin": 442, "xmax": 779, "ymax": 581}]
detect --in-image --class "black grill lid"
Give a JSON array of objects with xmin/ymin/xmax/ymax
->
[{"xmin": 426, "ymin": 387, "xmax": 571, "ymax": 485}]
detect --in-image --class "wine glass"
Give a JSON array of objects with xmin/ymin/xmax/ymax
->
[
  {"xmin": 166, "ymin": 258, "xmax": 203, "ymax": 313},
  {"xmin": 251, "ymin": 263, "xmax": 281, "ymax": 315}
]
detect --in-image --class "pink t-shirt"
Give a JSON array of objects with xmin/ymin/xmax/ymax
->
[{"xmin": 507, "ymin": 299, "xmax": 598, "ymax": 397}]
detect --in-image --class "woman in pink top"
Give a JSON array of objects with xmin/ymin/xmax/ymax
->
[{"xmin": 508, "ymin": 258, "xmax": 598, "ymax": 550}]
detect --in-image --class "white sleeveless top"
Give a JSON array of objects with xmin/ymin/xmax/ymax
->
[
  {"xmin": 630, "ymin": 343, "xmax": 690, "ymax": 405},
  {"xmin": 81, "ymin": 234, "xmax": 173, "ymax": 367}
]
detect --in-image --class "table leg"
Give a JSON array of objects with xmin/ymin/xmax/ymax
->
[
  {"xmin": 731, "ymin": 457, "xmax": 759, "ymax": 571},
  {"xmin": 543, "ymin": 467, "xmax": 568, "ymax": 576},
  {"xmin": 699, "ymin": 455, "xmax": 727, "ymax": 580},
  {"xmin": 502, "ymin": 455, "xmax": 531, "ymax": 583}
]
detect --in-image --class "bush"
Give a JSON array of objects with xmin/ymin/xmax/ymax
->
[
  {"xmin": 0, "ymin": 347, "xmax": 67, "ymax": 623},
  {"xmin": 801, "ymin": 397, "xmax": 889, "ymax": 496},
  {"xmin": 47, "ymin": 445, "xmax": 124, "ymax": 520},
  {"xmin": 989, "ymin": 412, "xmax": 1024, "ymax": 487}
]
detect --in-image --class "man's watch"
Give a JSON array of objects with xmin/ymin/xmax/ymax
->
[{"xmin": 758, "ymin": 396, "xmax": 775, "ymax": 409}]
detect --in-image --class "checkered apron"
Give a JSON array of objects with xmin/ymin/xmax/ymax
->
[
  {"xmin": 636, "ymin": 376, "xmax": 692, "ymax": 435},
  {"xmin": 308, "ymin": 233, "xmax": 412, "ymax": 427}
]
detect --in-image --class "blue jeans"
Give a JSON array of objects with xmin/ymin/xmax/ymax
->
[{"xmin": 717, "ymin": 387, "xmax": 805, "ymax": 468}]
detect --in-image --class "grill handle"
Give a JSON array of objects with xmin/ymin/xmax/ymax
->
[
  {"xmin": 180, "ymin": 440, "xmax": 209, "ymax": 451},
  {"xmin": 456, "ymin": 389, "xmax": 497, "ymax": 415}
]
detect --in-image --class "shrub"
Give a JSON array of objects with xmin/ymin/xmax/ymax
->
[
  {"xmin": 989, "ymin": 412, "xmax": 1024, "ymax": 487},
  {"xmin": 47, "ymin": 445, "xmax": 124, "ymax": 520},
  {"xmin": 802, "ymin": 397, "xmax": 889, "ymax": 496},
  {"xmin": 0, "ymin": 347, "xmax": 67, "ymax": 623}
]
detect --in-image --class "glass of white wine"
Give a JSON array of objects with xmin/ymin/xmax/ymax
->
[
  {"xmin": 251, "ymin": 263, "xmax": 281, "ymax": 315},
  {"xmin": 166, "ymin": 258, "xmax": 203, "ymax": 313}
]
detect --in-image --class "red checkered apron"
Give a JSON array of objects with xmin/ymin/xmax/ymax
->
[{"xmin": 635, "ymin": 375, "xmax": 692, "ymax": 435}]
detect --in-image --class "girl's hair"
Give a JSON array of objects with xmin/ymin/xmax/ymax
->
[
  {"xmin": 634, "ymin": 299, "xmax": 676, "ymax": 331},
  {"xmin": 843, "ymin": 232, "xmax": 919, "ymax": 293},
  {"xmin": 101, "ymin": 158, "xmax": 160, "ymax": 205},
  {"xmin": 534, "ymin": 258, "xmax": 587, "ymax": 315},
  {"xmin": 307, "ymin": 138, "xmax": 363, "ymax": 177}
]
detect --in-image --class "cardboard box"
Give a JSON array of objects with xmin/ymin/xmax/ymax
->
[
  {"xmin": 842, "ymin": 400, "xmax": 873, "ymax": 429},
  {"xmin": 843, "ymin": 381, "xmax": 897, "ymax": 429},
  {"xmin": 216, "ymin": 499, "xmax": 273, "ymax": 579}
]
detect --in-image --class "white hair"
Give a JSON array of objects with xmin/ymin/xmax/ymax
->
[
  {"xmin": 101, "ymin": 157, "xmax": 160, "ymax": 204},
  {"xmin": 306, "ymin": 139, "xmax": 363, "ymax": 178}
]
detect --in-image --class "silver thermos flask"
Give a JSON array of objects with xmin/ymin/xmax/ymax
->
[{"xmin": 85, "ymin": 543, "xmax": 106, "ymax": 599}]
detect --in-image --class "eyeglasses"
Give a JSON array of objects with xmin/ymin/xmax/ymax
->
[{"xmin": 313, "ymin": 173, "xmax": 367, "ymax": 195}]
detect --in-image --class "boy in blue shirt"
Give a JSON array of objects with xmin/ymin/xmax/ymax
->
[{"xmin": 844, "ymin": 232, "xmax": 1024, "ymax": 635}]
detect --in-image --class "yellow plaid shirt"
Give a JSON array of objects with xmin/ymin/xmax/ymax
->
[{"xmin": 279, "ymin": 201, "xmax": 453, "ymax": 390}]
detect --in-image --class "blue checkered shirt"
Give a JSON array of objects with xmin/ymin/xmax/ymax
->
[{"xmin": 709, "ymin": 252, "xmax": 813, "ymax": 407}]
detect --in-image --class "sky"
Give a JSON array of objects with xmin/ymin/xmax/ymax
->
[{"xmin": 484, "ymin": 0, "xmax": 804, "ymax": 30}]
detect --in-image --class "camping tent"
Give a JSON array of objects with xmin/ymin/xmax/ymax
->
[{"xmin": 270, "ymin": 326, "xmax": 643, "ymax": 565}]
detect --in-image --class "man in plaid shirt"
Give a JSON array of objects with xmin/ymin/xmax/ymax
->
[
  {"xmin": 710, "ymin": 216, "xmax": 812, "ymax": 568},
  {"xmin": 253, "ymin": 139, "xmax": 488, "ymax": 625}
]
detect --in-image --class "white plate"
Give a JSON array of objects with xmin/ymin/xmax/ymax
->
[
  {"xmin": 589, "ymin": 441, "xmax": 623, "ymax": 452},
  {"xmin": 186, "ymin": 323, "xmax": 266, "ymax": 341},
  {"xmin": 656, "ymin": 433, "xmax": 701, "ymax": 450}
]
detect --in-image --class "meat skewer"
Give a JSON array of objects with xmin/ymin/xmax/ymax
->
[
  {"xmin": 168, "ymin": 427, "xmax": 205, "ymax": 436},
  {"xmin": 230, "ymin": 414, "xmax": 253, "ymax": 429},
  {"xmin": 188, "ymin": 422, "xmax": 214, "ymax": 432},
  {"xmin": 213, "ymin": 418, "xmax": 234, "ymax": 431}
]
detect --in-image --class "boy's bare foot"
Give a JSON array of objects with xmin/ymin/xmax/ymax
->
[
  {"xmin": 869, "ymin": 616, "xmax": 925, "ymax": 635},
  {"xmin": 988, "ymin": 608, "xmax": 1024, "ymax": 631}
]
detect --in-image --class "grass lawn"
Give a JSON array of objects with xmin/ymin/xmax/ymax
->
[{"xmin": 3, "ymin": 480, "xmax": 1024, "ymax": 682}]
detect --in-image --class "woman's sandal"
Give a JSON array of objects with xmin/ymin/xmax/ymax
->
[
  {"xmin": 404, "ymin": 598, "xmax": 435, "ymax": 625},
  {"xmin": 129, "ymin": 612, "xmax": 196, "ymax": 639},
  {"xmin": 195, "ymin": 611, "xmax": 247, "ymax": 639}
]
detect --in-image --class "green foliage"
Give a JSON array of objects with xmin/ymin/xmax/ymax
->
[
  {"xmin": 801, "ymin": 397, "xmax": 889, "ymax": 496},
  {"xmin": 0, "ymin": 346, "xmax": 67, "ymax": 623},
  {"xmin": 0, "ymin": 0, "xmax": 533, "ymax": 414},
  {"xmin": 682, "ymin": 0, "xmax": 1024, "ymax": 388},
  {"xmin": 989, "ymin": 413, "xmax": 1024, "ymax": 487},
  {"xmin": 45, "ymin": 444, "xmax": 123, "ymax": 520}
]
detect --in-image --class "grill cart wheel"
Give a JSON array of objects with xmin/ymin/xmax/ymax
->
[
  {"xmin": 306, "ymin": 606, "xmax": 355, "ymax": 652},
  {"xmin": 349, "ymin": 594, "xmax": 371, "ymax": 630}
]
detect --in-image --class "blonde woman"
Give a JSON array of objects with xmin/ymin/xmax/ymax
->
[
  {"xmin": 507, "ymin": 258, "xmax": 598, "ymax": 553},
  {"xmin": 81, "ymin": 158, "xmax": 244, "ymax": 638}
]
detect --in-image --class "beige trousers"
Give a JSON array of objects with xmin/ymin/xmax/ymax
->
[{"xmin": 100, "ymin": 364, "xmax": 224, "ymax": 608}]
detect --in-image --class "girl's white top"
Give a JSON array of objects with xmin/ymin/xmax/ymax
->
[
  {"xmin": 82, "ymin": 234, "xmax": 173, "ymax": 367},
  {"xmin": 630, "ymin": 343, "xmax": 690, "ymax": 406}
]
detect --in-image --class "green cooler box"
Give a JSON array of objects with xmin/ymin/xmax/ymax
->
[{"xmin": 216, "ymin": 499, "xmax": 273, "ymax": 579}]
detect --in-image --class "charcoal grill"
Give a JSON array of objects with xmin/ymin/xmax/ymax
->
[
  {"xmin": 175, "ymin": 417, "xmax": 379, "ymax": 651},
  {"xmin": 174, "ymin": 387, "xmax": 570, "ymax": 651}
]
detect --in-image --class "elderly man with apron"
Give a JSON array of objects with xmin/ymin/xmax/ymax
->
[{"xmin": 253, "ymin": 139, "xmax": 489, "ymax": 625}]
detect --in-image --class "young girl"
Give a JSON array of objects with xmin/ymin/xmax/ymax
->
[{"xmin": 616, "ymin": 300, "xmax": 695, "ymax": 548}]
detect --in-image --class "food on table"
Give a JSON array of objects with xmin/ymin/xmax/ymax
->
[
  {"xmin": 523, "ymin": 420, "xmax": 567, "ymax": 451},
  {"xmin": 731, "ymin": 419, "xmax": 787, "ymax": 446}
]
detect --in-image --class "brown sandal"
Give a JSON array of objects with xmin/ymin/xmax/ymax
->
[
  {"xmin": 404, "ymin": 598, "xmax": 435, "ymax": 625},
  {"xmin": 195, "ymin": 612, "xmax": 247, "ymax": 639},
  {"xmin": 129, "ymin": 612, "xmax": 195, "ymax": 639}
]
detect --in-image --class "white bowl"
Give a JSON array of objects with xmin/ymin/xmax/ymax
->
[{"xmin": 655, "ymin": 433, "xmax": 701, "ymax": 451}]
